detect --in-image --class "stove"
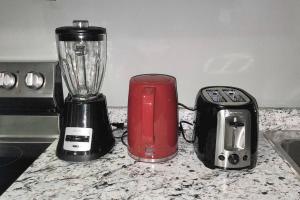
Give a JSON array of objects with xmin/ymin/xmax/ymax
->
[
  {"xmin": 0, "ymin": 139, "xmax": 53, "ymax": 194},
  {"xmin": 0, "ymin": 62, "xmax": 63, "ymax": 195}
]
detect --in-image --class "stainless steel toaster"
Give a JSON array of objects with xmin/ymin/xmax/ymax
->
[{"xmin": 193, "ymin": 86, "xmax": 258, "ymax": 169}]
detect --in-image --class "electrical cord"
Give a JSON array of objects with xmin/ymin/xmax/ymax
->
[
  {"xmin": 179, "ymin": 120, "xmax": 195, "ymax": 143},
  {"xmin": 177, "ymin": 102, "xmax": 196, "ymax": 143},
  {"xmin": 111, "ymin": 122, "xmax": 126, "ymax": 139},
  {"xmin": 178, "ymin": 102, "xmax": 196, "ymax": 111},
  {"xmin": 111, "ymin": 122, "xmax": 125, "ymax": 129},
  {"xmin": 112, "ymin": 121, "xmax": 194, "ymax": 145},
  {"xmin": 111, "ymin": 122, "xmax": 128, "ymax": 146},
  {"xmin": 121, "ymin": 130, "xmax": 128, "ymax": 146}
]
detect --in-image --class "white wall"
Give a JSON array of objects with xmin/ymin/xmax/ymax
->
[{"xmin": 0, "ymin": 0, "xmax": 300, "ymax": 107}]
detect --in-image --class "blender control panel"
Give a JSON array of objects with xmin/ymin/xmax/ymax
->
[{"xmin": 63, "ymin": 127, "xmax": 92, "ymax": 151}]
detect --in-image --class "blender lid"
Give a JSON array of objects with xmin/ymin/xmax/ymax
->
[{"xmin": 56, "ymin": 20, "xmax": 106, "ymax": 41}]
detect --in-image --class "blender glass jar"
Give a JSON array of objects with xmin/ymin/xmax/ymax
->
[{"xmin": 56, "ymin": 20, "xmax": 107, "ymax": 100}]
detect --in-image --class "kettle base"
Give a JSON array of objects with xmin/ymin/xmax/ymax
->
[{"xmin": 128, "ymin": 151, "xmax": 177, "ymax": 163}]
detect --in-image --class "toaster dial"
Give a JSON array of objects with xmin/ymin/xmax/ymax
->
[
  {"xmin": 228, "ymin": 153, "xmax": 240, "ymax": 165},
  {"xmin": 214, "ymin": 109, "xmax": 251, "ymax": 169}
]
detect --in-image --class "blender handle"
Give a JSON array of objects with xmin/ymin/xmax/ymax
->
[{"xmin": 142, "ymin": 87, "xmax": 155, "ymax": 145}]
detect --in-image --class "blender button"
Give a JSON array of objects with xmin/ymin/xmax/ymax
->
[
  {"xmin": 218, "ymin": 155, "xmax": 225, "ymax": 161},
  {"xmin": 243, "ymin": 155, "xmax": 248, "ymax": 161}
]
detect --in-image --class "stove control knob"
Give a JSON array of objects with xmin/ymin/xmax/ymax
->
[
  {"xmin": 25, "ymin": 72, "xmax": 44, "ymax": 89},
  {"xmin": 0, "ymin": 72, "xmax": 17, "ymax": 89}
]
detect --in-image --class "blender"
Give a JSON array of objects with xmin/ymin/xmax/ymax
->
[{"xmin": 55, "ymin": 20, "xmax": 115, "ymax": 162}]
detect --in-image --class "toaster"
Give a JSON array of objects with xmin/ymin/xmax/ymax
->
[{"xmin": 193, "ymin": 86, "xmax": 258, "ymax": 169}]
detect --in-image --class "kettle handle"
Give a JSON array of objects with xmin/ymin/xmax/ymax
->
[{"xmin": 142, "ymin": 87, "xmax": 155, "ymax": 145}]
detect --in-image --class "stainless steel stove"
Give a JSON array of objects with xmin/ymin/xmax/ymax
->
[{"xmin": 0, "ymin": 62, "xmax": 63, "ymax": 195}]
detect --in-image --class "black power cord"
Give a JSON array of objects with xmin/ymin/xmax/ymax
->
[
  {"xmin": 112, "ymin": 102, "xmax": 196, "ymax": 146},
  {"xmin": 177, "ymin": 102, "xmax": 195, "ymax": 143},
  {"xmin": 179, "ymin": 120, "xmax": 195, "ymax": 143},
  {"xmin": 112, "ymin": 121, "xmax": 194, "ymax": 145},
  {"xmin": 121, "ymin": 130, "xmax": 128, "ymax": 146},
  {"xmin": 111, "ymin": 122, "xmax": 128, "ymax": 146},
  {"xmin": 111, "ymin": 122, "xmax": 126, "ymax": 139},
  {"xmin": 111, "ymin": 122, "xmax": 125, "ymax": 129},
  {"xmin": 178, "ymin": 102, "xmax": 196, "ymax": 111}
]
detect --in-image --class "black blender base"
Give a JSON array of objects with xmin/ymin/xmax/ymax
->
[
  {"xmin": 56, "ymin": 143, "xmax": 115, "ymax": 162},
  {"xmin": 56, "ymin": 94, "xmax": 115, "ymax": 162}
]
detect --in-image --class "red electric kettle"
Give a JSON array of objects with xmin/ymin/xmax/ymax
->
[{"xmin": 127, "ymin": 74, "xmax": 178, "ymax": 162}]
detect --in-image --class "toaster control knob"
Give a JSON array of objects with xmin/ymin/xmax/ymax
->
[
  {"xmin": 0, "ymin": 72, "xmax": 17, "ymax": 89},
  {"xmin": 228, "ymin": 154, "xmax": 240, "ymax": 165},
  {"xmin": 25, "ymin": 72, "xmax": 44, "ymax": 89},
  {"xmin": 218, "ymin": 155, "xmax": 225, "ymax": 161}
]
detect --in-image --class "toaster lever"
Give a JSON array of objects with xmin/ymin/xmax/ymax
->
[
  {"xmin": 229, "ymin": 121, "xmax": 244, "ymax": 128},
  {"xmin": 229, "ymin": 117, "xmax": 244, "ymax": 128},
  {"xmin": 226, "ymin": 117, "xmax": 245, "ymax": 150}
]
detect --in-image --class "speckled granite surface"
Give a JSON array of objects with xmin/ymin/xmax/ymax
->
[{"xmin": 1, "ymin": 108, "xmax": 300, "ymax": 200}]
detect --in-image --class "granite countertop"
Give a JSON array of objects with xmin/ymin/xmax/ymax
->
[{"xmin": 1, "ymin": 108, "xmax": 300, "ymax": 200}]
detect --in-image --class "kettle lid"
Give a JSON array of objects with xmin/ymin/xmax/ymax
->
[{"xmin": 131, "ymin": 74, "xmax": 176, "ymax": 85}]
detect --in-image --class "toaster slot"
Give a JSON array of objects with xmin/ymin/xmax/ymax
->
[
  {"xmin": 206, "ymin": 90, "xmax": 226, "ymax": 103},
  {"xmin": 224, "ymin": 116, "xmax": 245, "ymax": 151},
  {"xmin": 223, "ymin": 89, "xmax": 245, "ymax": 103}
]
